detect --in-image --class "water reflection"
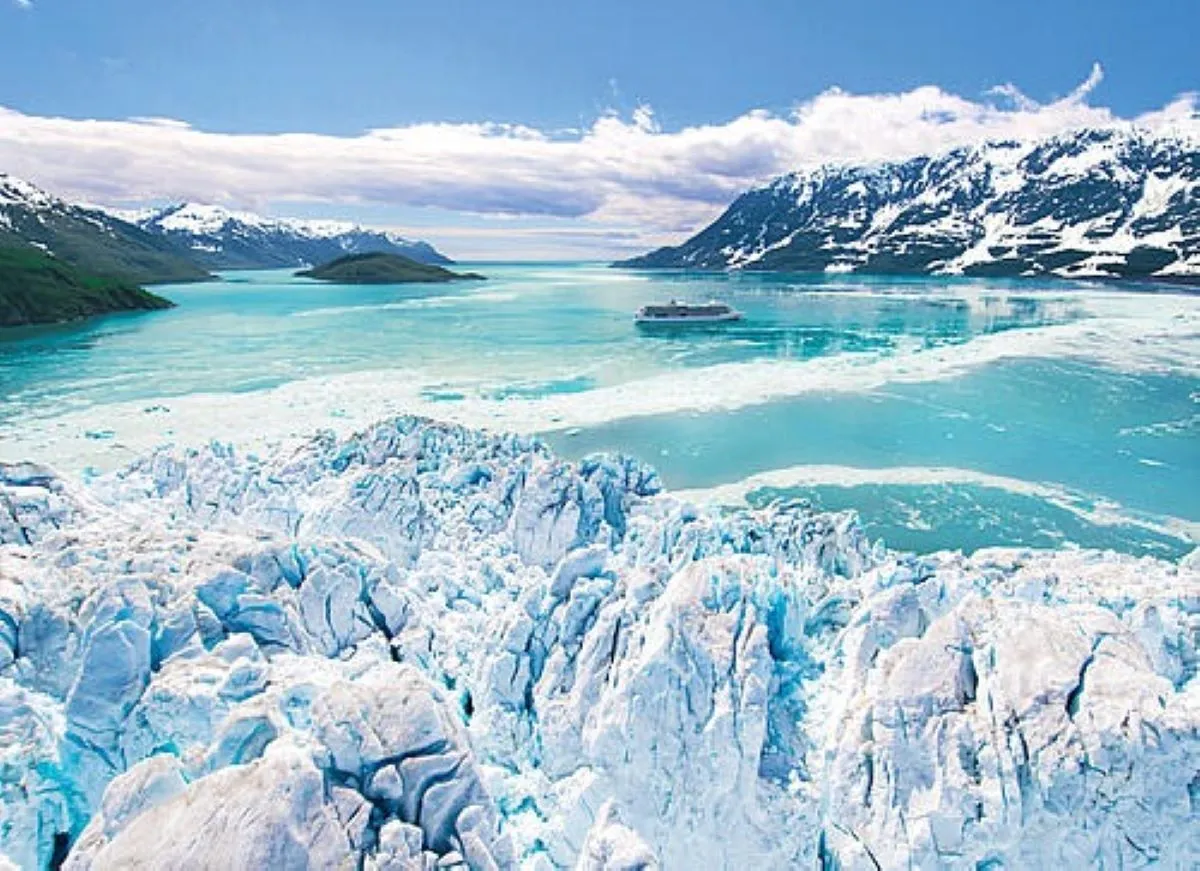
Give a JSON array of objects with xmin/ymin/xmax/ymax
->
[{"xmin": 635, "ymin": 289, "xmax": 1086, "ymax": 368}]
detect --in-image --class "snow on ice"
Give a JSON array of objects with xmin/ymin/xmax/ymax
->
[{"xmin": 0, "ymin": 417, "xmax": 1196, "ymax": 869}]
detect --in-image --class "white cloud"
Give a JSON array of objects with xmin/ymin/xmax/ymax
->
[
  {"xmin": 13, "ymin": 0, "xmax": 32, "ymax": 8},
  {"xmin": 0, "ymin": 65, "xmax": 1195, "ymax": 257},
  {"xmin": 380, "ymin": 222, "xmax": 650, "ymax": 261}
]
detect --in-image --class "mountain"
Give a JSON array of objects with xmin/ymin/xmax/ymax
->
[
  {"xmin": 0, "ymin": 175, "xmax": 212, "ymax": 285},
  {"xmin": 297, "ymin": 251, "xmax": 484, "ymax": 284},
  {"xmin": 0, "ymin": 245, "xmax": 174, "ymax": 327},
  {"xmin": 620, "ymin": 127, "xmax": 1200, "ymax": 283},
  {"xmin": 120, "ymin": 202, "xmax": 453, "ymax": 270}
]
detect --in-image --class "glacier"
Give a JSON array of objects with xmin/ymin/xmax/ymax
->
[{"xmin": 0, "ymin": 416, "xmax": 1196, "ymax": 869}]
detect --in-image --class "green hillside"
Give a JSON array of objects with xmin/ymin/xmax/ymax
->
[
  {"xmin": 0, "ymin": 246, "xmax": 175, "ymax": 327},
  {"xmin": 297, "ymin": 252, "xmax": 485, "ymax": 284},
  {"xmin": 0, "ymin": 181, "xmax": 210, "ymax": 285}
]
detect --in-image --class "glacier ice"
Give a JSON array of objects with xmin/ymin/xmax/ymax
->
[{"xmin": 0, "ymin": 416, "xmax": 1197, "ymax": 869}]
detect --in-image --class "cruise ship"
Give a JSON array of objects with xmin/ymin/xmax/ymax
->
[{"xmin": 634, "ymin": 299, "xmax": 743, "ymax": 325}]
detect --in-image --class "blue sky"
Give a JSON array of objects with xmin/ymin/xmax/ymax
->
[{"xmin": 2, "ymin": 0, "xmax": 1197, "ymax": 257}]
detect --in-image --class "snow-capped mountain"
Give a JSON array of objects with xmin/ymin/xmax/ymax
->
[
  {"xmin": 0, "ymin": 174, "xmax": 210, "ymax": 284},
  {"xmin": 621, "ymin": 127, "xmax": 1200, "ymax": 282},
  {"xmin": 1, "ymin": 417, "xmax": 1197, "ymax": 868},
  {"xmin": 120, "ymin": 203, "xmax": 453, "ymax": 269}
]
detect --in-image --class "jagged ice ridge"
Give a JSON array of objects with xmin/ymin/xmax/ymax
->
[{"xmin": 0, "ymin": 417, "xmax": 1197, "ymax": 869}]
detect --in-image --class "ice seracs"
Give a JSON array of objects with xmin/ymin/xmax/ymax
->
[{"xmin": 0, "ymin": 417, "xmax": 1197, "ymax": 869}]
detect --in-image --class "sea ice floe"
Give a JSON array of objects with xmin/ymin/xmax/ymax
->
[{"xmin": 0, "ymin": 416, "xmax": 1196, "ymax": 869}]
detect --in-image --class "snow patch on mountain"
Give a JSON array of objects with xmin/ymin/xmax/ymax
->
[
  {"xmin": 0, "ymin": 175, "xmax": 58, "ymax": 211},
  {"xmin": 146, "ymin": 203, "xmax": 376, "ymax": 241},
  {"xmin": 622, "ymin": 127, "xmax": 1200, "ymax": 282},
  {"xmin": 119, "ymin": 202, "xmax": 454, "ymax": 269},
  {"xmin": 0, "ymin": 175, "xmax": 211, "ymax": 284},
  {"xmin": 0, "ymin": 417, "xmax": 1197, "ymax": 869}
]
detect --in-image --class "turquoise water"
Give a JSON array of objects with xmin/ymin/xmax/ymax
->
[{"xmin": 1, "ymin": 263, "xmax": 1196, "ymax": 557}]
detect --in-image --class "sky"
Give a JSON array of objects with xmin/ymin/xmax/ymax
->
[{"xmin": 1, "ymin": 0, "xmax": 1197, "ymax": 259}]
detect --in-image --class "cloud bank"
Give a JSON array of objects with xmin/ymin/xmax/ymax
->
[{"xmin": 1, "ymin": 64, "xmax": 1196, "ymax": 252}]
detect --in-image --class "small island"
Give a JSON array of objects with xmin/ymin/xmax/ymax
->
[
  {"xmin": 0, "ymin": 246, "xmax": 175, "ymax": 328},
  {"xmin": 297, "ymin": 252, "xmax": 485, "ymax": 284}
]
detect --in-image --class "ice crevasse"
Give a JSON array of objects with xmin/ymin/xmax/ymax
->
[{"xmin": 0, "ymin": 416, "xmax": 1196, "ymax": 869}]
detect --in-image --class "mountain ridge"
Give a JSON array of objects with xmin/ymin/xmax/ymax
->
[
  {"xmin": 0, "ymin": 245, "xmax": 174, "ymax": 327},
  {"xmin": 0, "ymin": 174, "xmax": 212, "ymax": 285},
  {"xmin": 619, "ymin": 126, "xmax": 1200, "ymax": 283},
  {"xmin": 117, "ymin": 202, "xmax": 453, "ymax": 270}
]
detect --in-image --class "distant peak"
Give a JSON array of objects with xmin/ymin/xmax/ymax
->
[
  {"xmin": 620, "ymin": 124, "xmax": 1199, "ymax": 282},
  {"xmin": 0, "ymin": 173, "xmax": 58, "ymax": 208}
]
